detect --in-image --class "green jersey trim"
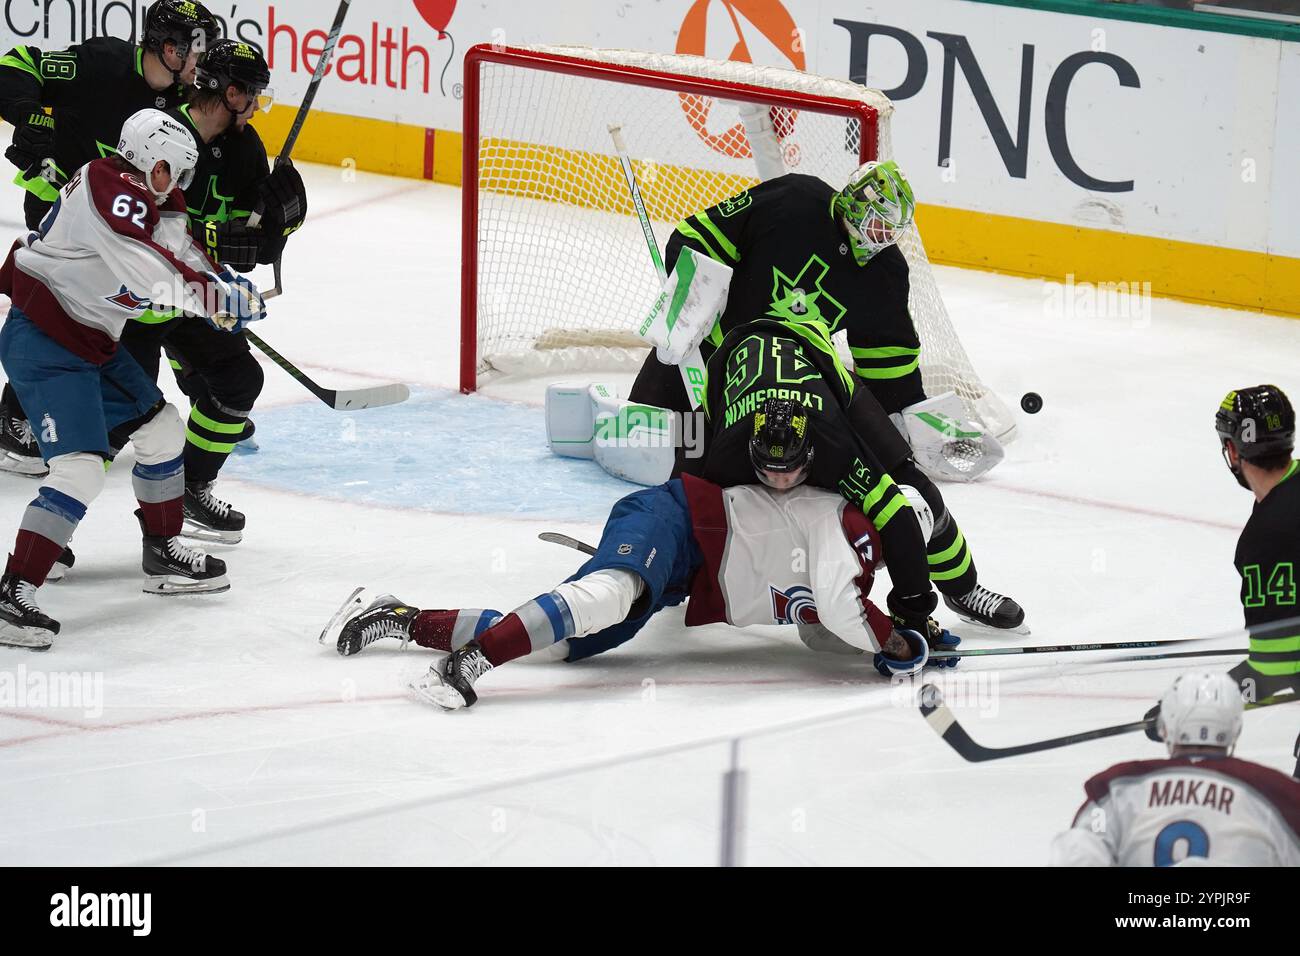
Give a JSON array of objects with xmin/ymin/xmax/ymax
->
[
  {"xmin": 0, "ymin": 48, "xmax": 40, "ymax": 82},
  {"xmin": 695, "ymin": 208, "xmax": 739, "ymax": 263}
]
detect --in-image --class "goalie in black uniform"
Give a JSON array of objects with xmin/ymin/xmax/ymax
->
[{"xmin": 626, "ymin": 160, "xmax": 1004, "ymax": 482}]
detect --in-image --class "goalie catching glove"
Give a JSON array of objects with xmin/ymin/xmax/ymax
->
[{"xmin": 890, "ymin": 391, "xmax": 1005, "ymax": 482}]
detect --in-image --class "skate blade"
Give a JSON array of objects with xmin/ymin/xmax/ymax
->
[
  {"xmin": 408, "ymin": 668, "xmax": 466, "ymax": 711},
  {"xmin": 319, "ymin": 586, "xmax": 367, "ymax": 646},
  {"xmin": 180, "ymin": 520, "xmax": 242, "ymax": 545},
  {"xmin": 143, "ymin": 573, "xmax": 231, "ymax": 596},
  {"xmin": 949, "ymin": 613, "xmax": 1031, "ymax": 638},
  {"xmin": 0, "ymin": 454, "xmax": 48, "ymax": 478},
  {"xmin": 0, "ymin": 619, "xmax": 54, "ymax": 649}
]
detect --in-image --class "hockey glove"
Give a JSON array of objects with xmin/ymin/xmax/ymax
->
[
  {"xmin": 257, "ymin": 162, "xmax": 307, "ymax": 236},
  {"xmin": 206, "ymin": 270, "xmax": 266, "ymax": 332},
  {"xmin": 874, "ymin": 628, "xmax": 929, "ymax": 678},
  {"xmin": 204, "ymin": 219, "xmax": 263, "ymax": 273},
  {"xmin": 5, "ymin": 108, "xmax": 54, "ymax": 171}
]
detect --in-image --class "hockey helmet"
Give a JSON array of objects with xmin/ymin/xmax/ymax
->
[
  {"xmin": 1157, "ymin": 670, "xmax": 1244, "ymax": 756},
  {"xmin": 1215, "ymin": 385, "xmax": 1295, "ymax": 487},
  {"xmin": 117, "ymin": 108, "xmax": 200, "ymax": 199},
  {"xmin": 750, "ymin": 398, "xmax": 813, "ymax": 490},
  {"xmin": 833, "ymin": 160, "xmax": 915, "ymax": 265},
  {"xmin": 143, "ymin": 1, "xmax": 220, "ymax": 60},
  {"xmin": 195, "ymin": 40, "xmax": 274, "ymax": 114}
]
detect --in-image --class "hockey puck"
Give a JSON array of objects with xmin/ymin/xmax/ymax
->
[{"xmin": 1020, "ymin": 392, "xmax": 1043, "ymax": 414}]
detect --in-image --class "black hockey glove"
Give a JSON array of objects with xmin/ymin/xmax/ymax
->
[
  {"xmin": 257, "ymin": 162, "xmax": 307, "ymax": 236},
  {"xmin": 203, "ymin": 219, "xmax": 263, "ymax": 273},
  {"xmin": 5, "ymin": 108, "xmax": 54, "ymax": 171}
]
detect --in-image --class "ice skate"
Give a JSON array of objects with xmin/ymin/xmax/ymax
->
[
  {"xmin": 0, "ymin": 573, "xmax": 58, "ymax": 649},
  {"xmin": 410, "ymin": 641, "xmax": 493, "ymax": 710},
  {"xmin": 331, "ymin": 590, "xmax": 420, "ymax": 656},
  {"xmin": 0, "ymin": 412, "xmax": 46, "ymax": 478},
  {"xmin": 138, "ymin": 510, "xmax": 230, "ymax": 595},
  {"xmin": 943, "ymin": 584, "xmax": 1028, "ymax": 635},
  {"xmin": 182, "ymin": 481, "xmax": 245, "ymax": 544}
]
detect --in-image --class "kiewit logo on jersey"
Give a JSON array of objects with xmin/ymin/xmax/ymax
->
[
  {"xmin": 49, "ymin": 885, "xmax": 151, "ymax": 936},
  {"xmin": 40, "ymin": 413, "xmax": 58, "ymax": 445},
  {"xmin": 771, "ymin": 584, "xmax": 818, "ymax": 624}
]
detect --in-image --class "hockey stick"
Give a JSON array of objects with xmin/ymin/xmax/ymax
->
[
  {"xmin": 919, "ymin": 683, "xmax": 1299, "ymax": 763},
  {"xmin": 538, "ymin": 531, "xmax": 596, "ymax": 556},
  {"xmin": 608, "ymin": 124, "xmax": 707, "ymax": 410},
  {"xmin": 930, "ymin": 638, "xmax": 1247, "ymax": 662},
  {"xmin": 244, "ymin": 330, "xmax": 408, "ymax": 410},
  {"xmin": 236, "ymin": 1, "xmax": 407, "ymax": 411}
]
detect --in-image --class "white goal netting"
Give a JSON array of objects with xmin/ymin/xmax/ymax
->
[{"xmin": 466, "ymin": 45, "xmax": 1015, "ymax": 439}]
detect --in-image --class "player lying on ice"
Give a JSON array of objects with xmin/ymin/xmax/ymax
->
[{"xmin": 322, "ymin": 400, "xmax": 961, "ymax": 711}]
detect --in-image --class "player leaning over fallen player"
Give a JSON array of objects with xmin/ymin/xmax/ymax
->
[
  {"xmin": 625, "ymin": 160, "xmax": 1002, "ymax": 481},
  {"xmin": 323, "ymin": 440, "xmax": 961, "ymax": 710},
  {"xmin": 0, "ymin": 109, "xmax": 264, "ymax": 648},
  {"xmin": 1051, "ymin": 670, "xmax": 1300, "ymax": 866},
  {"xmin": 117, "ymin": 39, "xmax": 307, "ymax": 544},
  {"xmin": 695, "ymin": 315, "xmax": 1024, "ymax": 632},
  {"xmin": 0, "ymin": 0, "xmax": 219, "ymax": 479}
]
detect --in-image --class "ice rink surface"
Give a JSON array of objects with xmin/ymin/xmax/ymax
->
[{"xmin": 0, "ymin": 162, "xmax": 1297, "ymax": 866}]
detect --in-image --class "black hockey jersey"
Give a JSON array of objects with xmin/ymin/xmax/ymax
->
[
  {"xmin": 1232, "ymin": 461, "xmax": 1300, "ymax": 689},
  {"xmin": 170, "ymin": 104, "xmax": 286, "ymax": 266},
  {"xmin": 666, "ymin": 173, "xmax": 924, "ymax": 414},
  {"xmin": 696, "ymin": 317, "xmax": 931, "ymax": 601},
  {"xmin": 0, "ymin": 37, "xmax": 185, "ymax": 199}
]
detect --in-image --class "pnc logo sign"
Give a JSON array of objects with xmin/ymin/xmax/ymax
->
[{"xmin": 675, "ymin": 0, "xmax": 803, "ymax": 159}]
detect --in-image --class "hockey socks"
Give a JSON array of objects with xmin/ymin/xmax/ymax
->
[
  {"xmin": 928, "ymin": 513, "xmax": 977, "ymax": 596},
  {"xmin": 415, "ymin": 593, "xmax": 576, "ymax": 666},
  {"xmin": 7, "ymin": 485, "xmax": 85, "ymax": 586},
  {"xmin": 410, "ymin": 608, "xmax": 503, "ymax": 652},
  {"xmin": 133, "ymin": 454, "xmax": 184, "ymax": 537},
  {"xmin": 184, "ymin": 399, "xmax": 251, "ymax": 484}
]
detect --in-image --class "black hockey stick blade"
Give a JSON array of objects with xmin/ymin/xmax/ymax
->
[
  {"xmin": 538, "ymin": 532, "xmax": 597, "ymax": 556},
  {"xmin": 919, "ymin": 683, "xmax": 1299, "ymax": 763},
  {"xmin": 245, "ymin": 330, "xmax": 410, "ymax": 411}
]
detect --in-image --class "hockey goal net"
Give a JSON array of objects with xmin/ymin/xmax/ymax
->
[{"xmin": 461, "ymin": 44, "xmax": 1015, "ymax": 439}]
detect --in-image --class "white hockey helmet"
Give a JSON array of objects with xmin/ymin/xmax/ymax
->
[
  {"xmin": 896, "ymin": 484, "xmax": 935, "ymax": 544},
  {"xmin": 116, "ymin": 108, "xmax": 199, "ymax": 200},
  {"xmin": 1157, "ymin": 670, "xmax": 1244, "ymax": 755}
]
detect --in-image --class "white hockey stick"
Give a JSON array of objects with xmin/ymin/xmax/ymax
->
[{"xmin": 608, "ymin": 124, "xmax": 706, "ymax": 410}]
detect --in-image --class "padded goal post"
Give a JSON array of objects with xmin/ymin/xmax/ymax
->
[{"xmin": 460, "ymin": 43, "xmax": 1015, "ymax": 440}]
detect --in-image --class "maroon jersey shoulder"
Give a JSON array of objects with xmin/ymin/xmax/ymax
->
[{"xmin": 1085, "ymin": 756, "xmax": 1300, "ymax": 837}]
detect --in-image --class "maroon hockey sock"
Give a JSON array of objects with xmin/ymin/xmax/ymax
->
[
  {"xmin": 475, "ymin": 612, "xmax": 534, "ymax": 666},
  {"xmin": 411, "ymin": 608, "xmax": 502, "ymax": 652},
  {"xmin": 137, "ymin": 496, "xmax": 183, "ymax": 537},
  {"xmin": 7, "ymin": 534, "xmax": 62, "ymax": 587}
]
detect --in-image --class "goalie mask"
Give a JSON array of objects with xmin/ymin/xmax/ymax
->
[
  {"xmin": 1215, "ymin": 385, "xmax": 1295, "ymax": 489},
  {"xmin": 750, "ymin": 398, "xmax": 813, "ymax": 490},
  {"xmin": 833, "ymin": 160, "xmax": 915, "ymax": 266}
]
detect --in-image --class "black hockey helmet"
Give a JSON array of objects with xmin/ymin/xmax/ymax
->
[
  {"xmin": 750, "ymin": 398, "xmax": 814, "ymax": 490},
  {"xmin": 1216, "ymin": 385, "xmax": 1295, "ymax": 485},
  {"xmin": 143, "ymin": 1, "xmax": 220, "ymax": 60},
  {"xmin": 195, "ymin": 40, "xmax": 273, "ymax": 114}
]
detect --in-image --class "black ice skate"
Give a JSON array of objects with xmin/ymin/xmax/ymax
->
[
  {"xmin": 46, "ymin": 546, "xmax": 75, "ymax": 583},
  {"xmin": 335, "ymin": 593, "xmax": 420, "ymax": 656},
  {"xmin": 943, "ymin": 584, "xmax": 1028, "ymax": 634},
  {"xmin": 182, "ymin": 482, "xmax": 245, "ymax": 545},
  {"xmin": 137, "ymin": 510, "xmax": 230, "ymax": 595},
  {"xmin": 0, "ymin": 573, "xmax": 59, "ymax": 649},
  {"xmin": 410, "ymin": 641, "xmax": 493, "ymax": 710},
  {"xmin": 0, "ymin": 411, "xmax": 47, "ymax": 478}
]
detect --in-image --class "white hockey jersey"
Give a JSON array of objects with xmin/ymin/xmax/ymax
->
[
  {"xmin": 681, "ymin": 474, "xmax": 892, "ymax": 653},
  {"xmin": 0, "ymin": 156, "xmax": 222, "ymax": 364},
  {"xmin": 1049, "ymin": 755, "xmax": 1300, "ymax": 867}
]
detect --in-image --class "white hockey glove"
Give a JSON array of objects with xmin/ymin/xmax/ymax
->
[{"xmin": 890, "ymin": 391, "xmax": 1004, "ymax": 482}]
